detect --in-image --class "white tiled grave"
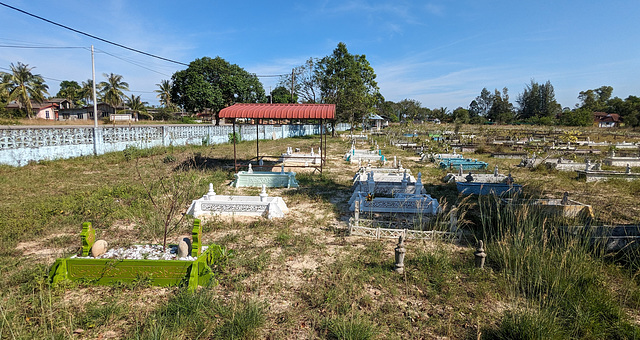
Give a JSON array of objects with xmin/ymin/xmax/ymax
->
[{"xmin": 188, "ymin": 183, "xmax": 288, "ymax": 219}]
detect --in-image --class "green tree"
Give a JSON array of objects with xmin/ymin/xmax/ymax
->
[
  {"xmin": 269, "ymin": 86, "xmax": 297, "ymax": 103},
  {"xmin": 578, "ymin": 86, "xmax": 613, "ymax": 111},
  {"xmin": 517, "ymin": 80, "xmax": 561, "ymax": 122},
  {"xmin": 472, "ymin": 88, "xmax": 493, "ymax": 117},
  {"xmin": 608, "ymin": 95, "xmax": 640, "ymax": 127},
  {"xmin": 56, "ymin": 80, "xmax": 82, "ymax": 106},
  {"xmin": 155, "ymin": 79, "xmax": 174, "ymax": 109},
  {"xmin": 80, "ymin": 79, "xmax": 95, "ymax": 106},
  {"xmin": 559, "ymin": 107, "xmax": 592, "ymax": 126},
  {"xmin": 171, "ymin": 56, "xmax": 265, "ymax": 125},
  {"xmin": 316, "ymin": 42, "xmax": 379, "ymax": 127},
  {"xmin": 396, "ymin": 98, "xmax": 423, "ymax": 121},
  {"xmin": 488, "ymin": 88, "xmax": 514, "ymax": 124},
  {"xmin": 430, "ymin": 107, "xmax": 450, "ymax": 122},
  {"xmin": 452, "ymin": 107, "xmax": 470, "ymax": 124},
  {"xmin": 125, "ymin": 94, "xmax": 149, "ymax": 120},
  {"xmin": 99, "ymin": 73, "xmax": 129, "ymax": 111},
  {"xmin": 0, "ymin": 62, "xmax": 49, "ymax": 118}
]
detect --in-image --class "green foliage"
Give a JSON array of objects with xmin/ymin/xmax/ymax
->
[
  {"xmin": 269, "ymin": 85, "xmax": 297, "ymax": 103},
  {"xmin": 316, "ymin": 42, "xmax": 380, "ymax": 125},
  {"xmin": 171, "ymin": 56, "xmax": 265, "ymax": 125},
  {"xmin": 483, "ymin": 310, "xmax": 563, "ymax": 340},
  {"xmin": 179, "ymin": 116, "xmax": 197, "ymax": 124},
  {"xmin": 488, "ymin": 88, "xmax": 514, "ymax": 123},
  {"xmin": 1, "ymin": 61, "xmax": 49, "ymax": 118},
  {"xmin": 516, "ymin": 80, "xmax": 561, "ymax": 121},
  {"xmin": 215, "ymin": 299, "xmax": 266, "ymax": 339},
  {"xmin": 559, "ymin": 107, "xmax": 593, "ymax": 126},
  {"xmin": 56, "ymin": 80, "xmax": 83, "ymax": 106},
  {"xmin": 578, "ymin": 85, "xmax": 613, "ymax": 112},
  {"xmin": 479, "ymin": 196, "xmax": 640, "ymax": 338},
  {"xmin": 228, "ymin": 132, "xmax": 241, "ymax": 143},
  {"xmin": 99, "ymin": 73, "xmax": 129, "ymax": 109},
  {"xmin": 324, "ymin": 315, "xmax": 378, "ymax": 340}
]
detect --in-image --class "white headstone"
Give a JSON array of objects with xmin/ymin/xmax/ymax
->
[
  {"xmin": 414, "ymin": 172, "xmax": 423, "ymax": 194},
  {"xmin": 259, "ymin": 184, "xmax": 268, "ymax": 202}
]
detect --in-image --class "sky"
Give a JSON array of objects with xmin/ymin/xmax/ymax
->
[{"xmin": 1, "ymin": 0, "xmax": 639, "ymax": 111}]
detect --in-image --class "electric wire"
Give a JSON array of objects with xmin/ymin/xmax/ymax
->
[{"xmin": 0, "ymin": 1, "xmax": 189, "ymax": 66}]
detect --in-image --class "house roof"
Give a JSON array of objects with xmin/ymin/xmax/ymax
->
[
  {"xmin": 219, "ymin": 103, "xmax": 335, "ymax": 120},
  {"xmin": 367, "ymin": 113, "xmax": 385, "ymax": 120},
  {"xmin": 594, "ymin": 112, "xmax": 620, "ymax": 123},
  {"xmin": 6, "ymin": 101, "xmax": 58, "ymax": 110}
]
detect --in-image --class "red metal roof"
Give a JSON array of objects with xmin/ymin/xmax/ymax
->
[{"xmin": 219, "ymin": 103, "xmax": 335, "ymax": 119}]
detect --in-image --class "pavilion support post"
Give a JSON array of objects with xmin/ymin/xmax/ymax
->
[
  {"xmin": 256, "ymin": 119, "xmax": 259, "ymax": 163},
  {"xmin": 319, "ymin": 119, "xmax": 323, "ymax": 174},
  {"xmin": 233, "ymin": 119, "xmax": 237, "ymax": 172}
]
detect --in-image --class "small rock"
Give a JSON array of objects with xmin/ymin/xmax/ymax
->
[
  {"xmin": 177, "ymin": 236, "xmax": 192, "ymax": 254},
  {"xmin": 91, "ymin": 240, "xmax": 108, "ymax": 257},
  {"xmin": 177, "ymin": 239, "xmax": 190, "ymax": 258}
]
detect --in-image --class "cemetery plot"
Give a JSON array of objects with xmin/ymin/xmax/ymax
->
[
  {"xmin": 49, "ymin": 221, "xmax": 228, "ymax": 291},
  {"xmin": 188, "ymin": 183, "xmax": 288, "ymax": 219}
]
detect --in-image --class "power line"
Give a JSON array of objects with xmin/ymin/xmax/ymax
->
[
  {"xmin": 0, "ymin": 3, "xmax": 290, "ymax": 78},
  {"xmin": 96, "ymin": 49, "xmax": 172, "ymax": 77},
  {"xmin": 0, "ymin": 45, "xmax": 86, "ymax": 49},
  {"xmin": 0, "ymin": 1, "xmax": 189, "ymax": 66}
]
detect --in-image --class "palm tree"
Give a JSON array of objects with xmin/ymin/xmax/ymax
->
[
  {"xmin": 155, "ymin": 79, "xmax": 173, "ymax": 108},
  {"xmin": 0, "ymin": 62, "xmax": 49, "ymax": 119},
  {"xmin": 125, "ymin": 94, "xmax": 149, "ymax": 121},
  {"xmin": 99, "ymin": 73, "xmax": 129, "ymax": 114},
  {"xmin": 80, "ymin": 79, "xmax": 95, "ymax": 106}
]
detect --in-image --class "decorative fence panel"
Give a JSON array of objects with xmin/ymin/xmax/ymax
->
[{"xmin": 0, "ymin": 123, "xmax": 350, "ymax": 166}]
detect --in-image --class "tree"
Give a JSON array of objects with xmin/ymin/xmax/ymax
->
[
  {"xmin": 473, "ymin": 88, "xmax": 493, "ymax": 117},
  {"xmin": 56, "ymin": 80, "xmax": 82, "ymax": 106},
  {"xmin": 268, "ymin": 86, "xmax": 297, "ymax": 103},
  {"xmin": 155, "ymin": 79, "xmax": 174, "ymax": 109},
  {"xmin": 278, "ymin": 58, "xmax": 320, "ymax": 103},
  {"xmin": 396, "ymin": 99, "xmax": 423, "ymax": 122},
  {"xmin": 452, "ymin": 107, "xmax": 470, "ymax": 124},
  {"xmin": 99, "ymin": 73, "xmax": 129, "ymax": 111},
  {"xmin": 0, "ymin": 62, "xmax": 48, "ymax": 118},
  {"xmin": 316, "ymin": 43, "xmax": 380, "ymax": 127},
  {"xmin": 559, "ymin": 107, "xmax": 592, "ymax": 126},
  {"xmin": 171, "ymin": 56, "xmax": 265, "ymax": 125},
  {"xmin": 80, "ymin": 79, "xmax": 95, "ymax": 106},
  {"xmin": 578, "ymin": 86, "xmax": 613, "ymax": 111},
  {"xmin": 517, "ymin": 80, "xmax": 561, "ymax": 122},
  {"xmin": 488, "ymin": 88, "xmax": 514, "ymax": 124},
  {"xmin": 126, "ymin": 94, "xmax": 149, "ymax": 121}
]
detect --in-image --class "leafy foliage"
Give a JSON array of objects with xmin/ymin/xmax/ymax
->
[
  {"xmin": 316, "ymin": 42, "xmax": 380, "ymax": 125},
  {"xmin": 0, "ymin": 62, "xmax": 49, "ymax": 118},
  {"xmin": 171, "ymin": 57, "xmax": 265, "ymax": 125}
]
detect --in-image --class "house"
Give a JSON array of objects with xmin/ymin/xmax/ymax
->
[
  {"xmin": 594, "ymin": 112, "xmax": 620, "ymax": 128},
  {"xmin": 6, "ymin": 100, "xmax": 59, "ymax": 120}
]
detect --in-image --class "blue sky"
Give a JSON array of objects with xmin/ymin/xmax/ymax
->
[{"xmin": 1, "ymin": 0, "xmax": 639, "ymax": 110}]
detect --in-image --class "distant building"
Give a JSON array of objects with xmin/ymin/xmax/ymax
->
[
  {"xmin": 593, "ymin": 112, "xmax": 620, "ymax": 128},
  {"xmin": 6, "ymin": 100, "xmax": 59, "ymax": 120}
]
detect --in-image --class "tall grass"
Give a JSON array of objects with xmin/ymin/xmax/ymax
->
[{"xmin": 478, "ymin": 195, "xmax": 640, "ymax": 338}]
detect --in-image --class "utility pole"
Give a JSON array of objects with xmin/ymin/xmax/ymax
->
[
  {"xmin": 291, "ymin": 69, "xmax": 295, "ymax": 103},
  {"xmin": 92, "ymin": 45, "xmax": 98, "ymax": 128}
]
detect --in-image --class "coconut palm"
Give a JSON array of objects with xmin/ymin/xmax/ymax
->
[
  {"xmin": 125, "ymin": 94, "xmax": 149, "ymax": 120},
  {"xmin": 155, "ymin": 79, "xmax": 173, "ymax": 108},
  {"xmin": 99, "ymin": 73, "xmax": 129, "ymax": 113},
  {"xmin": 0, "ymin": 62, "xmax": 49, "ymax": 118},
  {"xmin": 80, "ymin": 79, "xmax": 95, "ymax": 105}
]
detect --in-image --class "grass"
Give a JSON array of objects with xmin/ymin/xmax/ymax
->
[{"xmin": 0, "ymin": 125, "xmax": 640, "ymax": 338}]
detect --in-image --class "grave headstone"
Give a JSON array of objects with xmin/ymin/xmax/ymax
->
[{"xmin": 394, "ymin": 235, "xmax": 406, "ymax": 274}]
